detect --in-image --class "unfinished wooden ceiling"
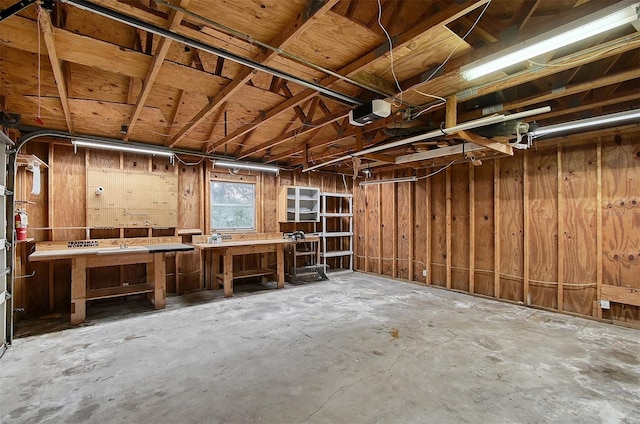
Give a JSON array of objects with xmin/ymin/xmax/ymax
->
[{"xmin": 1, "ymin": 0, "xmax": 639, "ymax": 173}]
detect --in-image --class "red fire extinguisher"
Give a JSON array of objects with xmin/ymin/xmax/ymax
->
[{"xmin": 15, "ymin": 209, "xmax": 28, "ymax": 241}]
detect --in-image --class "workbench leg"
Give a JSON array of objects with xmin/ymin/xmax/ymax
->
[
  {"xmin": 71, "ymin": 257, "xmax": 87, "ymax": 325},
  {"xmin": 276, "ymin": 244, "xmax": 285, "ymax": 289},
  {"xmin": 149, "ymin": 253, "xmax": 166, "ymax": 309},
  {"xmin": 223, "ymin": 254, "xmax": 233, "ymax": 297},
  {"xmin": 260, "ymin": 253, "xmax": 269, "ymax": 283},
  {"xmin": 212, "ymin": 252, "xmax": 221, "ymax": 290}
]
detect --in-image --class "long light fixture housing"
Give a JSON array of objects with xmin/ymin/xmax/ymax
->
[
  {"xmin": 72, "ymin": 140, "xmax": 175, "ymax": 158},
  {"xmin": 213, "ymin": 160, "xmax": 280, "ymax": 174},
  {"xmin": 303, "ymin": 106, "xmax": 550, "ymax": 173},
  {"xmin": 532, "ymin": 109, "xmax": 640, "ymax": 138},
  {"xmin": 461, "ymin": 1, "xmax": 640, "ymax": 80},
  {"xmin": 359, "ymin": 176, "xmax": 418, "ymax": 186}
]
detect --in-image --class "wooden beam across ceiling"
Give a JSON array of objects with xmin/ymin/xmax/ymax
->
[
  {"xmin": 38, "ymin": 9, "xmax": 73, "ymax": 131},
  {"xmin": 168, "ymin": 0, "xmax": 340, "ymax": 147},
  {"xmin": 123, "ymin": 0, "xmax": 191, "ymax": 141}
]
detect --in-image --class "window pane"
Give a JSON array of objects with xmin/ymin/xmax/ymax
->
[{"xmin": 210, "ymin": 182, "xmax": 255, "ymax": 230}]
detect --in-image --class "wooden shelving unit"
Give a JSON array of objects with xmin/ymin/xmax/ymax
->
[{"xmin": 320, "ymin": 192, "xmax": 353, "ymax": 273}]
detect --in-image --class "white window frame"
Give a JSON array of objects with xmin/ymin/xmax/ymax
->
[{"xmin": 210, "ymin": 180, "xmax": 256, "ymax": 231}]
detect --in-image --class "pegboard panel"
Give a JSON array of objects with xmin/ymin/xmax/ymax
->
[{"xmin": 87, "ymin": 169, "xmax": 178, "ymax": 228}]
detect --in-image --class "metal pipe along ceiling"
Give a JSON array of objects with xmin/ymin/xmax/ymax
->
[{"xmin": 59, "ymin": 0, "xmax": 363, "ymax": 107}]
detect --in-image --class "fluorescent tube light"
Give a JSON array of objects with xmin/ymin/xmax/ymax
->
[
  {"xmin": 359, "ymin": 176, "xmax": 418, "ymax": 186},
  {"xmin": 72, "ymin": 140, "xmax": 175, "ymax": 158},
  {"xmin": 532, "ymin": 109, "xmax": 640, "ymax": 137},
  {"xmin": 213, "ymin": 160, "xmax": 279, "ymax": 174},
  {"xmin": 461, "ymin": 1, "xmax": 640, "ymax": 80}
]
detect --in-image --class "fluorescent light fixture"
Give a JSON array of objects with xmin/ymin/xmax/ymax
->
[
  {"xmin": 303, "ymin": 106, "xmax": 550, "ymax": 173},
  {"xmin": 72, "ymin": 140, "xmax": 174, "ymax": 158},
  {"xmin": 359, "ymin": 176, "xmax": 418, "ymax": 186},
  {"xmin": 532, "ymin": 109, "xmax": 640, "ymax": 137},
  {"xmin": 461, "ymin": 1, "xmax": 640, "ymax": 80},
  {"xmin": 213, "ymin": 159, "xmax": 279, "ymax": 174}
]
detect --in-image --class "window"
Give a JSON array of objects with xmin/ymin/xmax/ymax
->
[{"xmin": 210, "ymin": 181, "xmax": 256, "ymax": 230}]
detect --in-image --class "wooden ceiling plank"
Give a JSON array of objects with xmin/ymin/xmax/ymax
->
[
  {"xmin": 39, "ymin": 10, "xmax": 73, "ymax": 132},
  {"xmin": 456, "ymin": 130, "xmax": 513, "ymax": 156},
  {"xmin": 170, "ymin": 0, "xmax": 340, "ymax": 147},
  {"xmin": 339, "ymin": 0, "xmax": 490, "ymax": 80},
  {"xmin": 124, "ymin": 0, "xmax": 190, "ymax": 141}
]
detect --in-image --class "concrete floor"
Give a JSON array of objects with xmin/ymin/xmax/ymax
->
[{"xmin": 1, "ymin": 272, "xmax": 640, "ymax": 424}]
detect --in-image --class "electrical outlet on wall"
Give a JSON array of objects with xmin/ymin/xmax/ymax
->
[{"xmin": 422, "ymin": 270, "xmax": 428, "ymax": 277}]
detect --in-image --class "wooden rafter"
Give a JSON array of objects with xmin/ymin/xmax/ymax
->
[
  {"xmin": 168, "ymin": 0, "xmax": 340, "ymax": 147},
  {"xmin": 456, "ymin": 131, "xmax": 513, "ymax": 156},
  {"xmin": 39, "ymin": 10, "xmax": 73, "ymax": 132},
  {"xmin": 460, "ymin": 67, "xmax": 640, "ymax": 121},
  {"xmin": 238, "ymin": 109, "xmax": 349, "ymax": 160},
  {"xmin": 124, "ymin": 0, "xmax": 190, "ymax": 141}
]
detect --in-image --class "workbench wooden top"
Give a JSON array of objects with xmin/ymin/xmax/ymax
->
[
  {"xmin": 29, "ymin": 243, "xmax": 194, "ymax": 261},
  {"xmin": 193, "ymin": 238, "xmax": 291, "ymax": 249}
]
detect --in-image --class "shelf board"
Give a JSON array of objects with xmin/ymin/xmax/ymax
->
[
  {"xmin": 294, "ymin": 251, "xmax": 316, "ymax": 256},
  {"xmin": 321, "ymin": 192, "xmax": 353, "ymax": 198},
  {"xmin": 323, "ymin": 232, "xmax": 353, "ymax": 237},
  {"xmin": 87, "ymin": 283, "xmax": 154, "ymax": 300},
  {"xmin": 321, "ymin": 213, "xmax": 352, "ymax": 217},
  {"xmin": 321, "ymin": 250, "xmax": 353, "ymax": 258},
  {"xmin": 214, "ymin": 268, "xmax": 275, "ymax": 280}
]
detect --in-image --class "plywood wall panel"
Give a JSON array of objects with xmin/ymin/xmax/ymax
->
[
  {"xmin": 527, "ymin": 149, "xmax": 558, "ymax": 309},
  {"xmin": 354, "ymin": 184, "xmax": 366, "ymax": 271},
  {"xmin": 430, "ymin": 171, "xmax": 447, "ymax": 287},
  {"xmin": 498, "ymin": 156, "xmax": 524, "ymax": 302},
  {"xmin": 474, "ymin": 162, "xmax": 495, "ymax": 297},
  {"xmin": 381, "ymin": 180, "xmax": 395, "ymax": 277},
  {"xmin": 561, "ymin": 144, "xmax": 598, "ymax": 315},
  {"xmin": 262, "ymin": 173, "xmax": 278, "ymax": 233},
  {"xmin": 365, "ymin": 184, "xmax": 380, "ymax": 274},
  {"xmin": 52, "ymin": 144, "xmax": 86, "ymax": 241},
  {"xmin": 451, "ymin": 164, "xmax": 470, "ymax": 292},
  {"xmin": 397, "ymin": 178, "xmax": 412, "ymax": 280},
  {"xmin": 601, "ymin": 134, "xmax": 640, "ymax": 323},
  {"xmin": 413, "ymin": 173, "xmax": 428, "ymax": 282}
]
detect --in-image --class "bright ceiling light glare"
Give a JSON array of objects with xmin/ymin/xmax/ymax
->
[
  {"xmin": 532, "ymin": 109, "xmax": 640, "ymax": 137},
  {"xmin": 72, "ymin": 140, "xmax": 175, "ymax": 157},
  {"xmin": 213, "ymin": 160, "xmax": 280, "ymax": 174},
  {"xmin": 461, "ymin": 1, "xmax": 640, "ymax": 81}
]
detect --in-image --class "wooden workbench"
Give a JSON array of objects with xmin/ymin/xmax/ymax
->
[
  {"xmin": 29, "ymin": 237, "xmax": 193, "ymax": 324},
  {"xmin": 193, "ymin": 235, "xmax": 289, "ymax": 297}
]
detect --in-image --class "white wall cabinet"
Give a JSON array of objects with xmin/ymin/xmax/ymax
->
[{"xmin": 278, "ymin": 186, "xmax": 320, "ymax": 222}]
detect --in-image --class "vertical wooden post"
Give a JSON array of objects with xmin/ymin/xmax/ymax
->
[
  {"xmin": 445, "ymin": 167, "xmax": 452, "ymax": 289},
  {"xmin": 48, "ymin": 262, "xmax": 55, "ymax": 312},
  {"xmin": 426, "ymin": 171, "xmax": 432, "ymax": 285},
  {"xmin": 70, "ymin": 257, "xmax": 87, "ymax": 325},
  {"xmin": 408, "ymin": 180, "xmax": 414, "ymax": 281},
  {"xmin": 595, "ymin": 141, "xmax": 603, "ymax": 318},
  {"xmin": 557, "ymin": 146, "xmax": 564, "ymax": 311},
  {"xmin": 378, "ymin": 183, "xmax": 383, "ymax": 275},
  {"xmin": 392, "ymin": 178, "xmax": 398, "ymax": 278},
  {"xmin": 494, "ymin": 160, "xmax": 501, "ymax": 298},
  {"xmin": 149, "ymin": 253, "xmax": 166, "ymax": 309},
  {"xmin": 469, "ymin": 163, "xmax": 475, "ymax": 294},
  {"xmin": 445, "ymin": 96, "xmax": 457, "ymax": 128},
  {"xmin": 523, "ymin": 153, "xmax": 530, "ymax": 305},
  {"xmin": 363, "ymin": 186, "xmax": 369, "ymax": 273},
  {"xmin": 276, "ymin": 244, "xmax": 285, "ymax": 289},
  {"xmin": 48, "ymin": 143, "xmax": 55, "ymax": 241},
  {"xmin": 223, "ymin": 253, "xmax": 233, "ymax": 297}
]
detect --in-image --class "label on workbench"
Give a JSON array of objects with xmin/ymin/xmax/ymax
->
[{"xmin": 67, "ymin": 240, "xmax": 100, "ymax": 248}]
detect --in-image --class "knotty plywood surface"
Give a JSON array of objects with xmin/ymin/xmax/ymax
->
[
  {"xmin": 451, "ymin": 164, "xmax": 470, "ymax": 292},
  {"xmin": 527, "ymin": 149, "xmax": 558, "ymax": 310},
  {"xmin": 87, "ymin": 168, "xmax": 178, "ymax": 228},
  {"xmin": 430, "ymin": 171, "xmax": 447, "ymax": 287},
  {"xmin": 474, "ymin": 162, "xmax": 495, "ymax": 297},
  {"xmin": 561, "ymin": 144, "xmax": 597, "ymax": 315}
]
